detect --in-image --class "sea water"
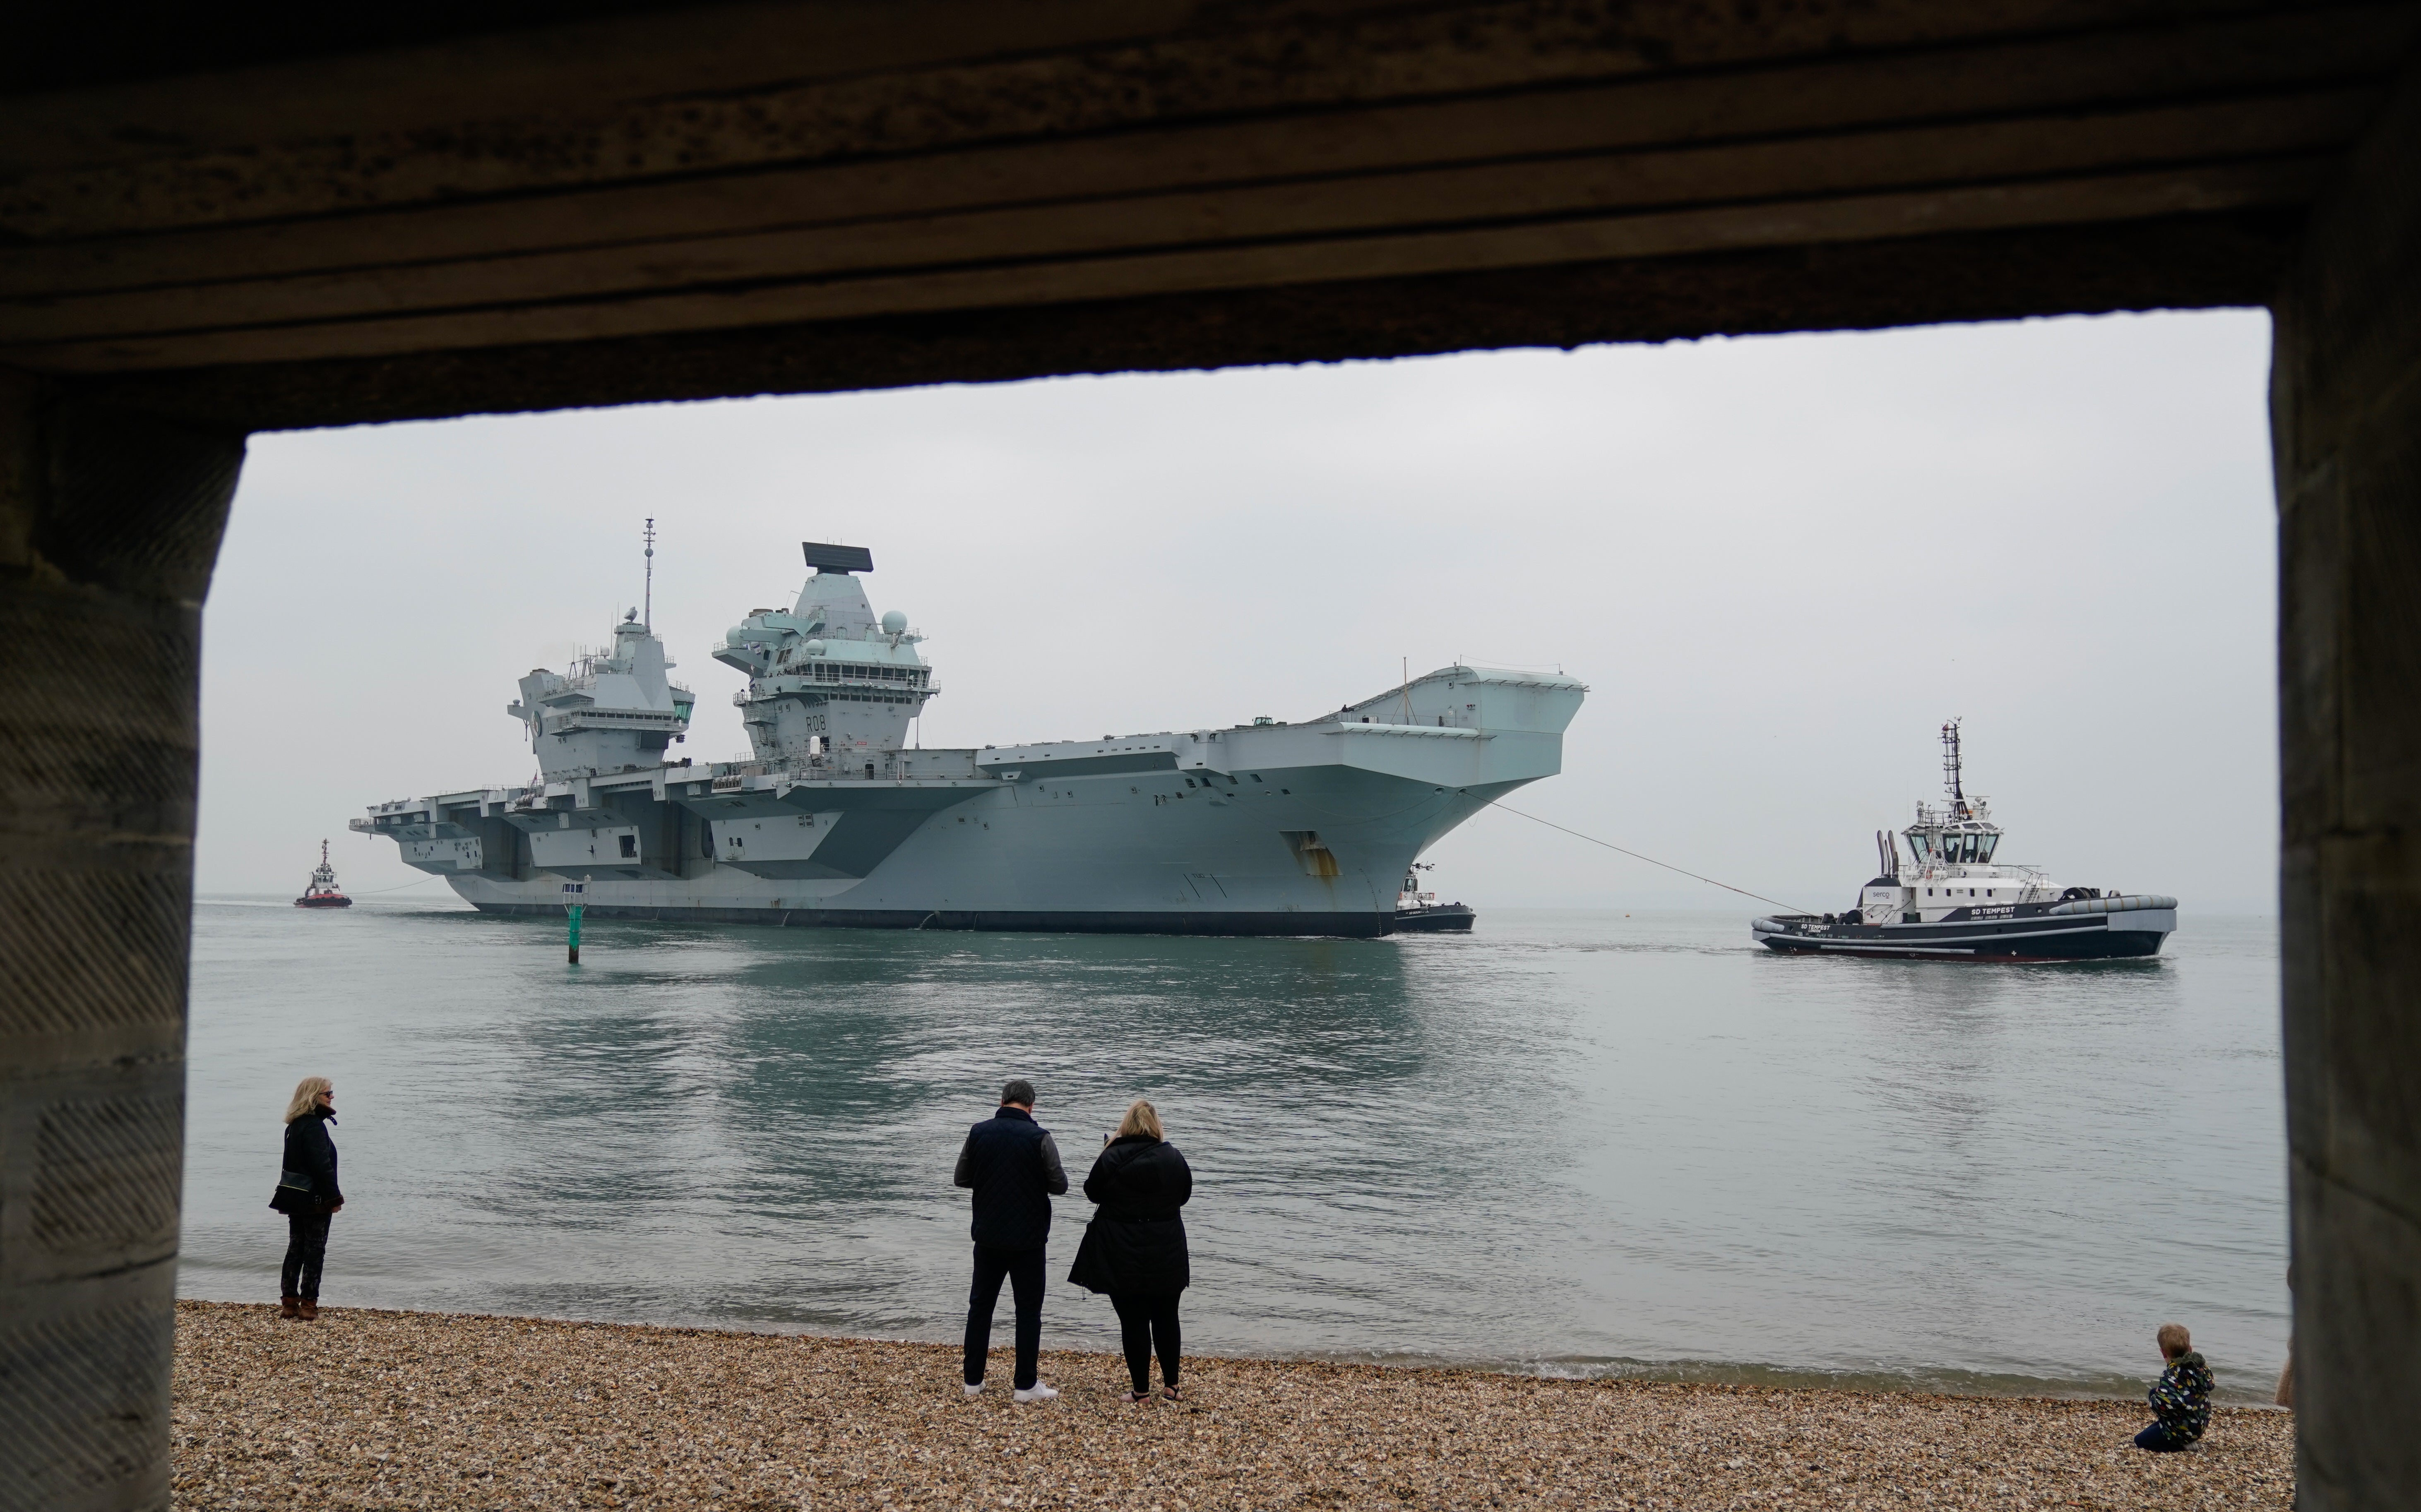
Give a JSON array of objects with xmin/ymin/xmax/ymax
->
[{"xmin": 181, "ymin": 899, "xmax": 2286, "ymax": 1402}]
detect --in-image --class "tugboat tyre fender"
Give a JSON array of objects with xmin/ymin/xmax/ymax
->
[{"xmin": 2046, "ymin": 894, "xmax": 2179, "ymax": 915}]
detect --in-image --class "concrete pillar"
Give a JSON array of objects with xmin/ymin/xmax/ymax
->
[
  {"xmin": 0, "ymin": 373, "xmax": 243, "ymax": 1512},
  {"xmin": 2272, "ymin": 59, "xmax": 2421, "ymax": 1512}
]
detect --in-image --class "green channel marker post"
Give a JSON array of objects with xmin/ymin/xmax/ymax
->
[{"xmin": 563, "ymin": 878, "xmax": 587, "ymax": 964}]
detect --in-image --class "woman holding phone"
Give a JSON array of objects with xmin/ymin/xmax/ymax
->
[
  {"xmin": 269, "ymin": 1076, "xmax": 344, "ymax": 1320},
  {"xmin": 1072, "ymin": 1099, "xmax": 1193, "ymax": 1402}
]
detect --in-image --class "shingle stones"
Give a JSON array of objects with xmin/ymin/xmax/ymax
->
[{"xmin": 171, "ymin": 1301, "xmax": 2293, "ymax": 1509}]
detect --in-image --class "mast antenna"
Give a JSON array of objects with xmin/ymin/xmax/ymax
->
[
  {"xmin": 642, "ymin": 517, "xmax": 656, "ymax": 631},
  {"xmin": 1941, "ymin": 718, "xmax": 1965, "ymax": 813}
]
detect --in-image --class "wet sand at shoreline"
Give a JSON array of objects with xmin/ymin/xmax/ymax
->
[{"xmin": 173, "ymin": 1301, "xmax": 2292, "ymax": 1509}]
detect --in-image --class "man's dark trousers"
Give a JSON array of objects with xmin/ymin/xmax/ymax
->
[{"xmin": 964, "ymin": 1244, "xmax": 1046, "ymax": 1389}]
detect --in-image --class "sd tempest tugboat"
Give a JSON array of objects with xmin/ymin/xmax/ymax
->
[
  {"xmin": 1751, "ymin": 722, "xmax": 2174, "ymax": 960},
  {"xmin": 294, "ymin": 840, "xmax": 353, "ymax": 909}
]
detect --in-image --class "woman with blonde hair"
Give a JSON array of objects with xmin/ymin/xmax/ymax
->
[
  {"xmin": 1069, "ymin": 1098, "xmax": 1193, "ymax": 1402},
  {"xmin": 267, "ymin": 1076, "xmax": 344, "ymax": 1320}
]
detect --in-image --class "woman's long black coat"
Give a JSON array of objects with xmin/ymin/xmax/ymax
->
[
  {"xmin": 1077, "ymin": 1134, "xmax": 1192, "ymax": 1296},
  {"xmin": 269, "ymin": 1109, "xmax": 342, "ymax": 1214}
]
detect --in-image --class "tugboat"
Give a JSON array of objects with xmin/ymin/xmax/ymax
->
[
  {"xmin": 1751, "ymin": 721, "xmax": 2175, "ymax": 960},
  {"xmin": 1391, "ymin": 862, "xmax": 1476, "ymax": 933},
  {"xmin": 293, "ymin": 840, "xmax": 353, "ymax": 909}
]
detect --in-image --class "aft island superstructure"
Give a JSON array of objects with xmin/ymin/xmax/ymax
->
[{"xmin": 356, "ymin": 542, "xmax": 1586, "ymax": 936}]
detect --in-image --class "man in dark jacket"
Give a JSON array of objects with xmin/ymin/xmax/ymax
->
[{"xmin": 954, "ymin": 1078, "xmax": 1068, "ymax": 1401}]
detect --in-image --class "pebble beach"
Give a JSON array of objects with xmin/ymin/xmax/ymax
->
[{"xmin": 173, "ymin": 1301, "xmax": 2294, "ymax": 1509}]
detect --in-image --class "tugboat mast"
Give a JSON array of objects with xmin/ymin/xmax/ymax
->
[{"xmin": 1942, "ymin": 717, "xmax": 1968, "ymax": 819}]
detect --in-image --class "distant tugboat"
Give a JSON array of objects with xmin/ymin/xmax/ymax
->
[
  {"xmin": 1391, "ymin": 862, "xmax": 1475, "ymax": 933},
  {"xmin": 1751, "ymin": 721, "xmax": 2175, "ymax": 960},
  {"xmin": 294, "ymin": 840, "xmax": 353, "ymax": 909}
]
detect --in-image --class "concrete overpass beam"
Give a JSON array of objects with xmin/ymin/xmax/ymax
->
[
  {"xmin": 2273, "ymin": 56, "xmax": 2421, "ymax": 1512},
  {"xmin": 0, "ymin": 373, "xmax": 243, "ymax": 1512}
]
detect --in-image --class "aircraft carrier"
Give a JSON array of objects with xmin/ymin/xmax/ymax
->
[{"xmin": 355, "ymin": 542, "xmax": 1586, "ymax": 936}]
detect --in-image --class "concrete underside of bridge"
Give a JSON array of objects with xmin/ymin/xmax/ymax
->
[{"xmin": 2, "ymin": 4, "xmax": 2416, "ymax": 1507}]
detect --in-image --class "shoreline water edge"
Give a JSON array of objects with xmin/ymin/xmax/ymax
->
[
  {"xmin": 185, "ymin": 902, "xmax": 2291, "ymax": 1411},
  {"xmin": 173, "ymin": 1301, "xmax": 2293, "ymax": 1510},
  {"xmin": 166, "ymin": 1277, "xmax": 2279, "ymax": 1407}
]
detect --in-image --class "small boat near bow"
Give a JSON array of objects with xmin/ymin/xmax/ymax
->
[
  {"xmin": 1391, "ymin": 862, "xmax": 1474, "ymax": 933},
  {"xmin": 294, "ymin": 840, "xmax": 353, "ymax": 909}
]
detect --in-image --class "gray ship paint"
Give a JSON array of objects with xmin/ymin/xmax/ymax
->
[{"xmin": 359, "ymin": 546, "xmax": 1586, "ymax": 934}]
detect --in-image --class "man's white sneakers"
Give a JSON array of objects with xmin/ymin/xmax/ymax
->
[
  {"xmin": 964, "ymin": 1382, "xmax": 984, "ymax": 1398},
  {"xmin": 1012, "ymin": 1382, "xmax": 1059, "ymax": 1404}
]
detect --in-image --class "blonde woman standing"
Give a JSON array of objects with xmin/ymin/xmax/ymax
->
[
  {"xmin": 268, "ymin": 1076, "xmax": 344, "ymax": 1320},
  {"xmin": 1072, "ymin": 1099, "xmax": 1193, "ymax": 1402}
]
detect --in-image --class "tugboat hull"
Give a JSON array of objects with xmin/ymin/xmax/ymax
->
[
  {"xmin": 1390, "ymin": 903, "xmax": 1476, "ymax": 933},
  {"xmin": 1752, "ymin": 897, "xmax": 2176, "ymax": 961}
]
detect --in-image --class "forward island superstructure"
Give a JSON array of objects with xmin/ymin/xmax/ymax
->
[{"xmin": 356, "ymin": 542, "xmax": 1586, "ymax": 936}]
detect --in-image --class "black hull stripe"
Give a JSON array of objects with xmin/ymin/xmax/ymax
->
[
  {"xmin": 471, "ymin": 901, "xmax": 1407, "ymax": 938},
  {"xmin": 1759, "ymin": 931, "xmax": 2168, "ymax": 961},
  {"xmin": 1757, "ymin": 920, "xmax": 2164, "ymax": 946},
  {"xmin": 1389, "ymin": 907, "xmax": 1476, "ymax": 933}
]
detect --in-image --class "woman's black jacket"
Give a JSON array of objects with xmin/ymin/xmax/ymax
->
[
  {"xmin": 269, "ymin": 1109, "xmax": 342, "ymax": 1214},
  {"xmin": 1076, "ymin": 1134, "xmax": 1192, "ymax": 1296}
]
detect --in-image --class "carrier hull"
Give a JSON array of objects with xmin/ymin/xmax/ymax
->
[{"xmin": 365, "ymin": 668, "xmax": 1585, "ymax": 938}]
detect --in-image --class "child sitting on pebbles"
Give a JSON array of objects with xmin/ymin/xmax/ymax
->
[{"xmin": 2135, "ymin": 1323, "xmax": 2215, "ymax": 1452}]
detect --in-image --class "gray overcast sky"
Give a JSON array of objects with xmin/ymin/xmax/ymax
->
[{"xmin": 200, "ymin": 308, "xmax": 2278, "ymax": 913}]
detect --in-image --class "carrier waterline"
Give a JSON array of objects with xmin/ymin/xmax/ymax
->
[
  {"xmin": 359, "ymin": 542, "xmax": 1585, "ymax": 936},
  {"xmin": 1752, "ymin": 721, "xmax": 2176, "ymax": 961}
]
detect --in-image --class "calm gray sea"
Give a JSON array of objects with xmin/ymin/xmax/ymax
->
[{"xmin": 181, "ymin": 898, "xmax": 2286, "ymax": 1402}]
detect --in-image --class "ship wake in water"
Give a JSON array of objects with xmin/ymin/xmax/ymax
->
[{"xmin": 358, "ymin": 540, "xmax": 1585, "ymax": 936}]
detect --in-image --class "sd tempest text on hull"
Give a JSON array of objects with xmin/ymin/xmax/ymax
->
[
  {"xmin": 1752, "ymin": 721, "xmax": 2175, "ymax": 961},
  {"xmin": 357, "ymin": 538, "xmax": 1584, "ymax": 937}
]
